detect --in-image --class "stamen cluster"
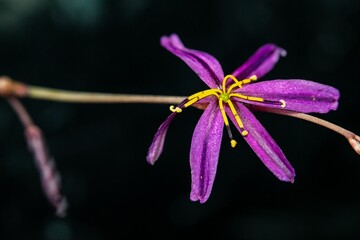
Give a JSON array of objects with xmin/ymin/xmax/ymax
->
[{"xmin": 170, "ymin": 74, "xmax": 285, "ymax": 147}]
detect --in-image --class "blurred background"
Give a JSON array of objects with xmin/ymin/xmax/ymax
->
[{"xmin": 0, "ymin": 0, "xmax": 359, "ymax": 239}]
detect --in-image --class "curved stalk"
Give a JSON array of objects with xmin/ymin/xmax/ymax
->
[{"xmin": 258, "ymin": 107, "xmax": 360, "ymax": 155}]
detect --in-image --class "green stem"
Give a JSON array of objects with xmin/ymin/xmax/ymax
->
[{"xmin": 28, "ymin": 85, "xmax": 186, "ymax": 104}]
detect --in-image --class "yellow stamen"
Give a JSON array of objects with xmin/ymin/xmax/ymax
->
[
  {"xmin": 226, "ymin": 84, "xmax": 239, "ymax": 94},
  {"xmin": 219, "ymin": 99, "xmax": 229, "ymax": 126},
  {"xmin": 227, "ymin": 100, "xmax": 248, "ymax": 136},
  {"xmin": 249, "ymin": 75, "xmax": 257, "ymax": 81},
  {"xmin": 222, "ymin": 74, "xmax": 242, "ymax": 91},
  {"xmin": 239, "ymin": 75, "xmax": 257, "ymax": 85},
  {"xmin": 184, "ymin": 89, "xmax": 221, "ymax": 108},
  {"xmin": 184, "ymin": 98, "xmax": 199, "ymax": 108},
  {"xmin": 226, "ymin": 74, "xmax": 258, "ymax": 93},
  {"xmin": 188, "ymin": 89, "xmax": 220, "ymax": 100},
  {"xmin": 230, "ymin": 93, "xmax": 264, "ymax": 102},
  {"xmin": 248, "ymin": 96, "xmax": 264, "ymax": 102},
  {"xmin": 231, "ymin": 139, "xmax": 237, "ymax": 148},
  {"xmin": 169, "ymin": 105, "xmax": 182, "ymax": 113}
]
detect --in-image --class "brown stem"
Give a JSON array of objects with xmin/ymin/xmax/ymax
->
[{"xmin": 259, "ymin": 107, "xmax": 360, "ymax": 155}]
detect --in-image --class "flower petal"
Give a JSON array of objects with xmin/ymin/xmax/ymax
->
[
  {"xmin": 25, "ymin": 125, "xmax": 68, "ymax": 217},
  {"xmin": 147, "ymin": 99, "xmax": 188, "ymax": 164},
  {"xmin": 161, "ymin": 34, "xmax": 224, "ymax": 88},
  {"xmin": 227, "ymin": 102, "xmax": 295, "ymax": 182},
  {"xmin": 235, "ymin": 80, "xmax": 340, "ymax": 113},
  {"xmin": 190, "ymin": 101, "xmax": 224, "ymax": 203},
  {"xmin": 146, "ymin": 112, "xmax": 177, "ymax": 165},
  {"xmin": 232, "ymin": 44, "xmax": 286, "ymax": 81}
]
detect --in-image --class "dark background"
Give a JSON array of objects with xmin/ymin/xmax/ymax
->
[{"xmin": 0, "ymin": 0, "xmax": 359, "ymax": 239}]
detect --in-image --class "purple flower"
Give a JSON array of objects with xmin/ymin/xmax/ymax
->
[{"xmin": 147, "ymin": 34, "xmax": 339, "ymax": 203}]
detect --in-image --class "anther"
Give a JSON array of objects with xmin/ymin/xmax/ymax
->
[
  {"xmin": 280, "ymin": 99, "xmax": 286, "ymax": 108},
  {"xmin": 225, "ymin": 122, "xmax": 238, "ymax": 148},
  {"xmin": 249, "ymin": 75, "xmax": 257, "ymax": 81},
  {"xmin": 241, "ymin": 130, "xmax": 248, "ymax": 136},
  {"xmin": 169, "ymin": 105, "xmax": 182, "ymax": 113}
]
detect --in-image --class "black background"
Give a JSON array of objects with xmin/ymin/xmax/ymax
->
[{"xmin": 0, "ymin": 0, "xmax": 359, "ymax": 239}]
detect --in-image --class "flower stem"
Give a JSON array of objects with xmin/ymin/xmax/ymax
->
[
  {"xmin": 259, "ymin": 108, "xmax": 360, "ymax": 155},
  {"xmin": 6, "ymin": 97, "xmax": 68, "ymax": 216},
  {"xmin": 1, "ymin": 76, "xmax": 359, "ymax": 155},
  {"xmin": 7, "ymin": 97, "xmax": 33, "ymax": 127},
  {"xmin": 0, "ymin": 76, "xmax": 186, "ymax": 104},
  {"xmin": 28, "ymin": 85, "xmax": 186, "ymax": 104}
]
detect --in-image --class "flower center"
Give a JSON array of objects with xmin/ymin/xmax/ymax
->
[
  {"xmin": 220, "ymin": 92, "xmax": 230, "ymax": 103},
  {"xmin": 169, "ymin": 74, "xmax": 286, "ymax": 147}
]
